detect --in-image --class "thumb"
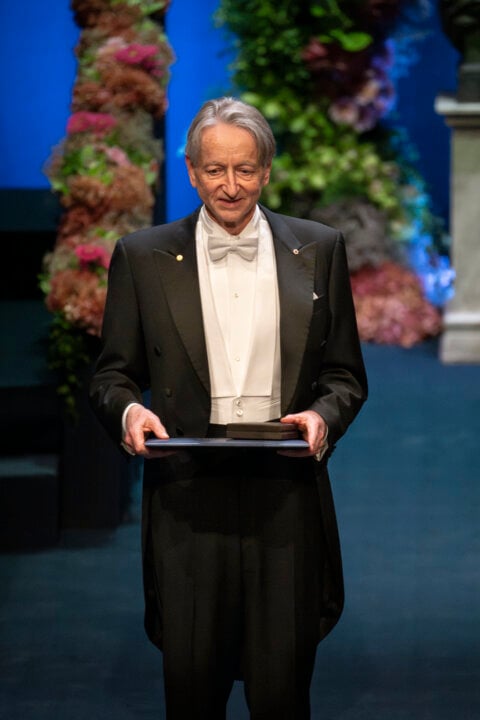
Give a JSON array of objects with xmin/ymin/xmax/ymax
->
[{"xmin": 148, "ymin": 414, "xmax": 169, "ymax": 440}]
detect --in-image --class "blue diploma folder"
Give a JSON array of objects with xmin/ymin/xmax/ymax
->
[{"xmin": 145, "ymin": 438, "xmax": 309, "ymax": 450}]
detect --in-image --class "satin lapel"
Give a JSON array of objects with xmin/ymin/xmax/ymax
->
[
  {"xmin": 152, "ymin": 215, "xmax": 210, "ymax": 394},
  {"xmin": 264, "ymin": 208, "xmax": 316, "ymax": 413}
]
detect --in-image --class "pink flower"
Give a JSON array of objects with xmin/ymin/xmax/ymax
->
[
  {"xmin": 97, "ymin": 37, "xmax": 127, "ymax": 60},
  {"xmin": 74, "ymin": 244, "xmax": 110, "ymax": 269},
  {"xmin": 104, "ymin": 146, "xmax": 130, "ymax": 166},
  {"xmin": 350, "ymin": 262, "xmax": 442, "ymax": 346},
  {"xmin": 115, "ymin": 43, "xmax": 159, "ymax": 68},
  {"xmin": 67, "ymin": 111, "xmax": 117, "ymax": 135}
]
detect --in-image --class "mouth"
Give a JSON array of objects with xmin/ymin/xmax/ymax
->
[{"xmin": 217, "ymin": 198, "xmax": 244, "ymax": 210}]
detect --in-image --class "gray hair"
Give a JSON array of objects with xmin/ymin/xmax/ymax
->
[{"xmin": 185, "ymin": 97, "xmax": 276, "ymax": 168}]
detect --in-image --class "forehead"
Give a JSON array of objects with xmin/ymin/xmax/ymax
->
[{"xmin": 198, "ymin": 123, "xmax": 259, "ymax": 163}]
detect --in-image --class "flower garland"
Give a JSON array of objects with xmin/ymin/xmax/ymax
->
[
  {"xmin": 41, "ymin": 0, "xmax": 174, "ymax": 415},
  {"xmin": 216, "ymin": 0, "xmax": 453, "ymax": 347}
]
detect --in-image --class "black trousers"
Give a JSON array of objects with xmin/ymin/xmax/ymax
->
[{"xmin": 147, "ymin": 447, "xmax": 325, "ymax": 719}]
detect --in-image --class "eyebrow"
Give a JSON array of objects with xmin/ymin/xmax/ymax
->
[{"xmin": 204, "ymin": 162, "xmax": 258, "ymax": 169}]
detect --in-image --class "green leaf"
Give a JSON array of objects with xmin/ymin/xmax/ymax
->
[
  {"xmin": 289, "ymin": 116, "xmax": 307, "ymax": 133},
  {"xmin": 310, "ymin": 171, "xmax": 327, "ymax": 190},
  {"xmin": 310, "ymin": 6, "xmax": 327, "ymax": 18},
  {"xmin": 330, "ymin": 30, "xmax": 372, "ymax": 52}
]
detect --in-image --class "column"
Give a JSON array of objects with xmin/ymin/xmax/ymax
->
[{"xmin": 435, "ymin": 94, "xmax": 480, "ymax": 363}]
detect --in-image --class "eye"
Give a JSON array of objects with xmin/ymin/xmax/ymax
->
[
  {"xmin": 206, "ymin": 167, "xmax": 223, "ymax": 177},
  {"xmin": 237, "ymin": 168, "xmax": 255, "ymax": 178}
]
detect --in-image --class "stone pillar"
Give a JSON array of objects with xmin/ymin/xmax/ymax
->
[{"xmin": 435, "ymin": 94, "xmax": 480, "ymax": 363}]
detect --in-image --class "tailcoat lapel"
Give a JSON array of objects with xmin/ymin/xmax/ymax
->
[
  {"xmin": 152, "ymin": 211, "xmax": 211, "ymax": 395},
  {"xmin": 262, "ymin": 207, "xmax": 317, "ymax": 414}
]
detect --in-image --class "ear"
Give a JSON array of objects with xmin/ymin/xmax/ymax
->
[
  {"xmin": 262, "ymin": 164, "xmax": 272, "ymax": 187},
  {"xmin": 185, "ymin": 156, "xmax": 197, "ymax": 188}
]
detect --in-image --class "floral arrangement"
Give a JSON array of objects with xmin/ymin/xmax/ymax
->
[
  {"xmin": 351, "ymin": 261, "xmax": 442, "ymax": 346},
  {"xmin": 216, "ymin": 0, "xmax": 454, "ymax": 347},
  {"xmin": 40, "ymin": 0, "xmax": 174, "ymax": 415}
]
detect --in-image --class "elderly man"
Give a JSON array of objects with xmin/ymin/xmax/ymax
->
[{"xmin": 90, "ymin": 97, "xmax": 367, "ymax": 719}]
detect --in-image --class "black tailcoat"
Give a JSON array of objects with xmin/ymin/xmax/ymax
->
[{"xmin": 90, "ymin": 205, "xmax": 368, "ymax": 648}]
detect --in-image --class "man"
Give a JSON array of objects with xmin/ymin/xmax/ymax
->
[{"xmin": 90, "ymin": 97, "xmax": 367, "ymax": 719}]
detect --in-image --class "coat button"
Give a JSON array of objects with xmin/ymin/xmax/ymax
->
[{"xmin": 165, "ymin": 388, "xmax": 172, "ymax": 397}]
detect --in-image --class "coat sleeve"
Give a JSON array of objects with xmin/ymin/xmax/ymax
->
[
  {"xmin": 89, "ymin": 239, "xmax": 149, "ymax": 444},
  {"xmin": 309, "ymin": 234, "xmax": 368, "ymax": 447}
]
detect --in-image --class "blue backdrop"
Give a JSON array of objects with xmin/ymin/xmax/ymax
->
[
  {"xmin": 0, "ymin": 2, "xmax": 458, "ymax": 225},
  {"xmin": 0, "ymin": 4, "xmax": 78, "ymax": 189}
]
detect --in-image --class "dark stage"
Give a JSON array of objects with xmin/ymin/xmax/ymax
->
[{"xmin": 0, "ymin": 340, "xmax": 478, "ymax": 719}]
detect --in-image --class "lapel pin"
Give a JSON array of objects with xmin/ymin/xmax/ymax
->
[
  {"xmin": 176, "ymin": 254, "xmax": 183, "ymax": 262},
  {"xmin": 293, "ymin": 248, "xmax": 299, "ymax": 255}
]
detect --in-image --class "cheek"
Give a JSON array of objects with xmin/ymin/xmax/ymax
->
[{"xmin": 200, "ymin": 182, "xmax": 215, "ymax": 197}]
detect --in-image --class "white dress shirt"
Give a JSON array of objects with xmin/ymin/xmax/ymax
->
[{"xmin": 197, "ymin": 205, "xmax": 281, "ymax": 424}]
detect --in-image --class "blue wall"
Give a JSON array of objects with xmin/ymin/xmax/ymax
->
[
  {"xmin": 0, "ymin": 4, "xmax": 78, "ymax": 189},
  {"xmin": 395, "ymin": 12, "xmax": 458, "ymax": 224},
  {"xmin": 0, "ymin": 2, "xmax": 458, "ymax": 226}
]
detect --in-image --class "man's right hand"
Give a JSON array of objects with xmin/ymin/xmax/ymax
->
[{"xmin": 123, "ymin": 404, "xmax": 169, "ymax": 456}]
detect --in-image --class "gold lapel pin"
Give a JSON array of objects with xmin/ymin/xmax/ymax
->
[{"xmin": 176, "ymin": 254, "xmax": 183, "ymax": 262}]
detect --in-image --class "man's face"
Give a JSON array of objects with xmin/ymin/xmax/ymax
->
[{"xmin": 186, "ymin": 122, "xmax": 271, "ymax": 235}]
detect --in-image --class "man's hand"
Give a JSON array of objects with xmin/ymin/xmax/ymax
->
[
  {"xmin": 123, "ymin": 404, "xmax": 169, "ymax": 456},
  {"xmin": 280, "ymin": 410, "xmax": 328, "ymax": 457}
]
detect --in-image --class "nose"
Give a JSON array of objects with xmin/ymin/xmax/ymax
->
[{"xmin": 223, "ymin": 169, "xmax": 239, "ymax": 196}]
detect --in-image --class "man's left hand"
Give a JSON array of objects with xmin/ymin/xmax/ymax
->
[{"xmin": 280, "ymin": 410, "xmax": 328, "ymax": 457}]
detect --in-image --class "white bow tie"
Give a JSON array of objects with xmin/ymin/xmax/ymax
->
[{"xmin": 208, "ymin": 234, "xmax": 258, "ymax": 262}]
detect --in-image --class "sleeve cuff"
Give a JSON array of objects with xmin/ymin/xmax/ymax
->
[
  {"xmin": 314, "ymin": 425, "xmax": 329, "ymax": 462},
  {"xmin": 121, "ymin": 402, "xmax": 142, "ymax": 438}
]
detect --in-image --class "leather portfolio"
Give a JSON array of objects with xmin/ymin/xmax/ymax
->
[{"xmin": 226, "ymin": 421, "xmax": 300, "ymax": 440}]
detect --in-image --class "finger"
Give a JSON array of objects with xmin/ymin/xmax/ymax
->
[
  {"xmin": 128, "ymin": 427, "xmax": 148, "ymax": 455},
  {"xmin": 136, "ymin": 420, "xmax": 168, "ymax": 454},
  {"xmin": 138, "ymin": 419, "xmax": 170, "ymax": 457},
  {"xmin": 285, "ymin": 414, "xmax": 313, "ymax": 443},
  {"xmin": 282, "ymin": 411, "xmax": 327, "ymax": 453},
  {"xmin": 281, "ymin": 413, "xmax": 304, "ymax": 427},
  {"xmin": 121, "ymin": 441, "xmax": 136, "ymax": 456},
  {"xmin": 149, "ymin": 416, "xmax": 169, "ymax": 440},
  {"xmin": 127, "ymin": 411, "xmax": 169, "ymax": 451}
]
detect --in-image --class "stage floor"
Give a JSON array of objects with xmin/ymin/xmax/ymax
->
[{"xmin": 1, "ymin": 341, "xmax": 479, "ymax": 719}]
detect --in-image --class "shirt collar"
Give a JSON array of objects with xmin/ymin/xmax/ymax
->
[{"xmin": 199, "ymin": 204, "xmax": 261, "ymax": 240}]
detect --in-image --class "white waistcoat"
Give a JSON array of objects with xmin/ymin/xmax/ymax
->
[{"xmin": 196, "ymin": 206, "xmax": 281, "ymax": 424}]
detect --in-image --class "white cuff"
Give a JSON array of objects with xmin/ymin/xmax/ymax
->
[
  {"xmin": 314, "ymin": 443, "xmax": 328, "ymax": 462},
  {"xmin": 314, "ymin": 426, "xmax": 329, "ymax": 462},
  {"xmin": 121, "ymin": 402, "xmax": 142, "ymax": 438}
]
